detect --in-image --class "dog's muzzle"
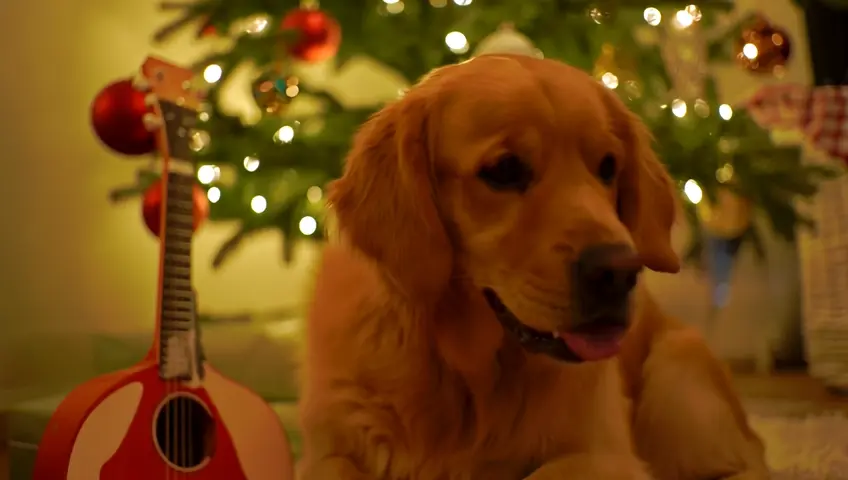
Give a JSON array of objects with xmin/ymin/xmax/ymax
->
[{"xmin": 484, "ymin": 243, "xmax": 642, "ymax": 363}]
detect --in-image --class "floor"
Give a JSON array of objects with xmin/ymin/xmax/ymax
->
[
  {"xmin": 736, "ymin": 373, "xmax": 848, "ymax": 478},
  {"xmin": 0, "ymin": 373, "xmax": 844, "ymax": 480},
  {"xmin": 735, "ymin": 372, "xmax": 848, "ymax": 417}
]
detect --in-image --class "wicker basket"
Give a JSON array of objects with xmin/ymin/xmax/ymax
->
[{"xmin": 799, "ymin": 150, "xmax": 848, "ymax": 390}]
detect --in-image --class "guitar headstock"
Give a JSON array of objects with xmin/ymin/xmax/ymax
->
[{"xmin": 134, "ymin": 57, "xmax": 206, "ymax": 162}]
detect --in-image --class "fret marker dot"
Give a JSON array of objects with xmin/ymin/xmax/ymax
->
[
  {"xmin": 207, "ymin": 187, "xmax": 221, "ymax": 203},
  {"xmin": 251, "ymin": 195, "xmax": 267, "ymax": 213}
]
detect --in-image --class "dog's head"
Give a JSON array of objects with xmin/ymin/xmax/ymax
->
[{"xmin": 330, "ymin": 55, "xmax": 679, "ymax": 363}]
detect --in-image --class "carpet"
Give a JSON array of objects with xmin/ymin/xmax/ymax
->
[{"xmin": 751, "ymin": 412, "xmax": 848, "ymax": 479}]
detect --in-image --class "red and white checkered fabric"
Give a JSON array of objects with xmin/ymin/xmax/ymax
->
[{"xmin": 747, "ymin": 84, "xmax": 848, "ymax": 164}]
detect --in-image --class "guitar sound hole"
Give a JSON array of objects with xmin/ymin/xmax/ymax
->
[{"xmin": 154, "ymin": 394, "xmax": 216, "ymax": 470}]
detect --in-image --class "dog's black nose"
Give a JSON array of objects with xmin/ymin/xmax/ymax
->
[
  {"xmin": 576, "ymin": 243, "xmax": 643, "ymax": 295},
  {"xmin": 572, "ymin": 243, "xmax": 643, "ymax": 327}
]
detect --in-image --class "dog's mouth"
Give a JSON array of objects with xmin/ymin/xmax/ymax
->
[{"xmin": 482, "ymin": 288, "xmax": 627, "ymax": 363}]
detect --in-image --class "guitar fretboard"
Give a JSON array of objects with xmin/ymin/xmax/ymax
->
[{"xmin": 158, "ymin": 170, "xmax": 201, "ymax": 380}]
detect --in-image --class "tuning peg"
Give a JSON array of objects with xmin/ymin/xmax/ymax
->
[
  {"xmin": 142, "ymin": 113, "xmax": 163, "ymax": 131},
  {"xmin": 144, "ymin": 93, "xmax": 159, "ymax": 107},
  {"xmin": 132, "ymin": 74, "xmax": 151, "ymax": 92}
]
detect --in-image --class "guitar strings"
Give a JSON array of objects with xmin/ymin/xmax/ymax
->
[
  {"xmin": 187, "ymin": 306, "xmax": 193, "ymax": 473},
  {"xmin": 164, "ymin": 169, "xmax": 171, "ymax": 480},
  {"xmin": 151, "ymin": 73, "xmax": 203, "ymax": 478}
]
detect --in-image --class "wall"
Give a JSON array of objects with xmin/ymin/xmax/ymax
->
[{"xmin": 0, "ymin": 0, "xmax": 810, "ymax": 390}]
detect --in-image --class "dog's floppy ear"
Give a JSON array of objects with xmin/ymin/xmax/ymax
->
[
  {"xmin": 607, "ymin": 94, "xmax": 681, "ymax": 273},
  {"xmin": 328, "ymin": 92, "xmax": 452, "ymax": 301}
]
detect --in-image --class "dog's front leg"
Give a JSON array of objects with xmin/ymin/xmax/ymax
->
[
  {"xmin": 632, "ymin": 328, "xmax": 769, "ymax": 480},
  {"xmin": 524, "ymin": 453, "xmax": 654, "ymax": 480}
]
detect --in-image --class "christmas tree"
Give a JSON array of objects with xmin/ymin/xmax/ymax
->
[{"xmin": 99, "ymin": 0, "xmax": 837, "ymax": 268}]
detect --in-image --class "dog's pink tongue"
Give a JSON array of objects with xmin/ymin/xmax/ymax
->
[{"xmin": 559, "ymin": 332, "xmax": 623, "ymax": 362}]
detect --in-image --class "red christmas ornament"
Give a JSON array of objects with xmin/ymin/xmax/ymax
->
[
  {"xmin": 280, "ymin": 8, "xmax": 341, "ymax": 63},
  {"xmin": 90, "ymin": 79, "xmax": 156, "ymax": 156},
  {"xmin": 200, "ymin": 23, "xmax": 217, "ymax": 38},
  {"xmin": 141, "ymin": 179, "xmax": 210, "ymax": 237},
  {"xmin": 735, "ymin": 17, "xmax": 792, "ymax": 75}
]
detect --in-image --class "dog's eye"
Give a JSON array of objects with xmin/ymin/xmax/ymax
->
[
  {"xmin": 477, "ymin": 155, "xmax": 533, "ymax": 193},
  {"xmin": 597, "ymin": 153, "xmax": 617, "ymax": 185}
]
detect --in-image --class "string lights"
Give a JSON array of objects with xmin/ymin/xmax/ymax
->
[{"xmin": 193, "ymin": 4, "xmax": 740, "ymax": 234}]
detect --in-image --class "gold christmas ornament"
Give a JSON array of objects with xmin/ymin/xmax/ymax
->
[
  {"xmin": 473, "ymin": 23, "xmax": 542, "ymax": 59},
  {"xmin": 697, "ymin": 188, "xmax": 753, "ymax": 239},
  {"xmin": 252, "ymin": 73, "xmax": 299, "ymax": 114}
]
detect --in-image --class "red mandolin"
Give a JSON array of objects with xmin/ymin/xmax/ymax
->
[{"xmin": 33, "ymin": 57, "xmax": 295, "ymax": 480}]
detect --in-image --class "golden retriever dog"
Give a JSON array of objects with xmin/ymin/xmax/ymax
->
[{"xmin": 298, "ymin": 54, "xmax": 769, "ymax": 480}]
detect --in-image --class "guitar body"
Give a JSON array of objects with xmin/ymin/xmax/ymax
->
[
  {"xmin": 33, "ymin": 57, "xmax": 296, "ymax": 479},
  {"xmin": 33, "ymin": 361, "xmax": 294, "ymax": 480}
]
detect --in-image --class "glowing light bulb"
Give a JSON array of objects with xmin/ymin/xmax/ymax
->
[
  {"xmin": 244, "ymin": 15, "xmax": 269, "ymax": 35},
  {"xmin": 742, "ymin": 43, "xmax": 758, "ymax": 60},
  {"xmin": 643, "ymin": 7, "xmax": 661, "ymax": 26},
  {"xmin": 299, "ymin": 216, "xmax": 318, "ymax": 236},
  {"xmin": 683, "ymin": 180, "xmax": 702, "ymax": 204},
  {"xmin": 718, "ymin": 104, "xmax": 733, "ymax": 120},
  {"xmin": 275, "ymin": 125, "xmax": 295, "ymax": 143},
  {"xmin": 685, "ymin": 4, "xmax": 702, "ymax": 22},
  {"xmin": 453, "ymin": 0, "xmax": 472, "ymax": 5},
  {"xmin": 674, "ymin": 10, "xmax": 694, "ymax": 29},
  {"xmin": 716, "ymin": 164, "xmax": 734, "ymax": 183},
  {"xmin": 197, "ymin": 165, "xmax": 220, "ymax": 184},
  {"xmin": 243, "ymin": 156, "xmax": 260, "ymax": 172},
  {"xmin": 203, "ymin": 64, "xmax": 223, "ymax": 83},
  {"xmin": 671, "ymin": 99, "xmax": 687, "ymax": 118},
  {"xmin": 306, "ymin": 186, "xmax": 323, "ymax": 203},
  {"xmin": 601, "ymin": 72, "xmax": 619, "ymax": 89},
  {"xmin": 386, "ymin": 1, "xmax": 404, "ymax": 13},
  {"xmin": 383, "ymin": 0, "xmax": 399, "ymax": 3},
  {"xmin": 207, "ymin": 187, "xmax": 221, "ymax": 203},
  {"xmin": 251, "ymin": 195, "xmax": 267, "ymax": 214},
  {"xmin": 694, "ymin": 98, "xmax": 709, "ymax": 118},
  {"xmin": 445, "ymin": 31, "xmax": 469, "ymax": 54}
]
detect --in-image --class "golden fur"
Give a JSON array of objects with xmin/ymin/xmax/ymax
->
[{"xmin": 298, "ymin": 55, "xmax": 769, "ymax": 480}]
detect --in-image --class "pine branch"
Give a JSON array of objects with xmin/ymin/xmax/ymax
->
[
  {"xmin": 109, "ymin": 185, "xmax": 145, "ymax": 203},
  {"xmin": 154, "ymin": 12, "xmax": 200, "ymax": 43},
  {"xmin": 130, "ymin": 0, "xmax": 835, "ymax": 269},
  {"xmin": 212, "ymin": 225, "xmax": 264, "ymax": 269}
]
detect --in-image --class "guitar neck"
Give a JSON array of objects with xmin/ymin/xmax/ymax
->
[
  {"xmin": 160, "ymin": 169, "xmax": 195, "ymax": 329},
  {"xmin": 155, "ymin": 98, "xmax": 204, "ymax": 381},
  {"xmin": 157, "ymin": 167, "xmax": 202, "ymax": 381},
  {"xmin": 135, "ymin": 57, "xmax": 207, "ymax": 382}
]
